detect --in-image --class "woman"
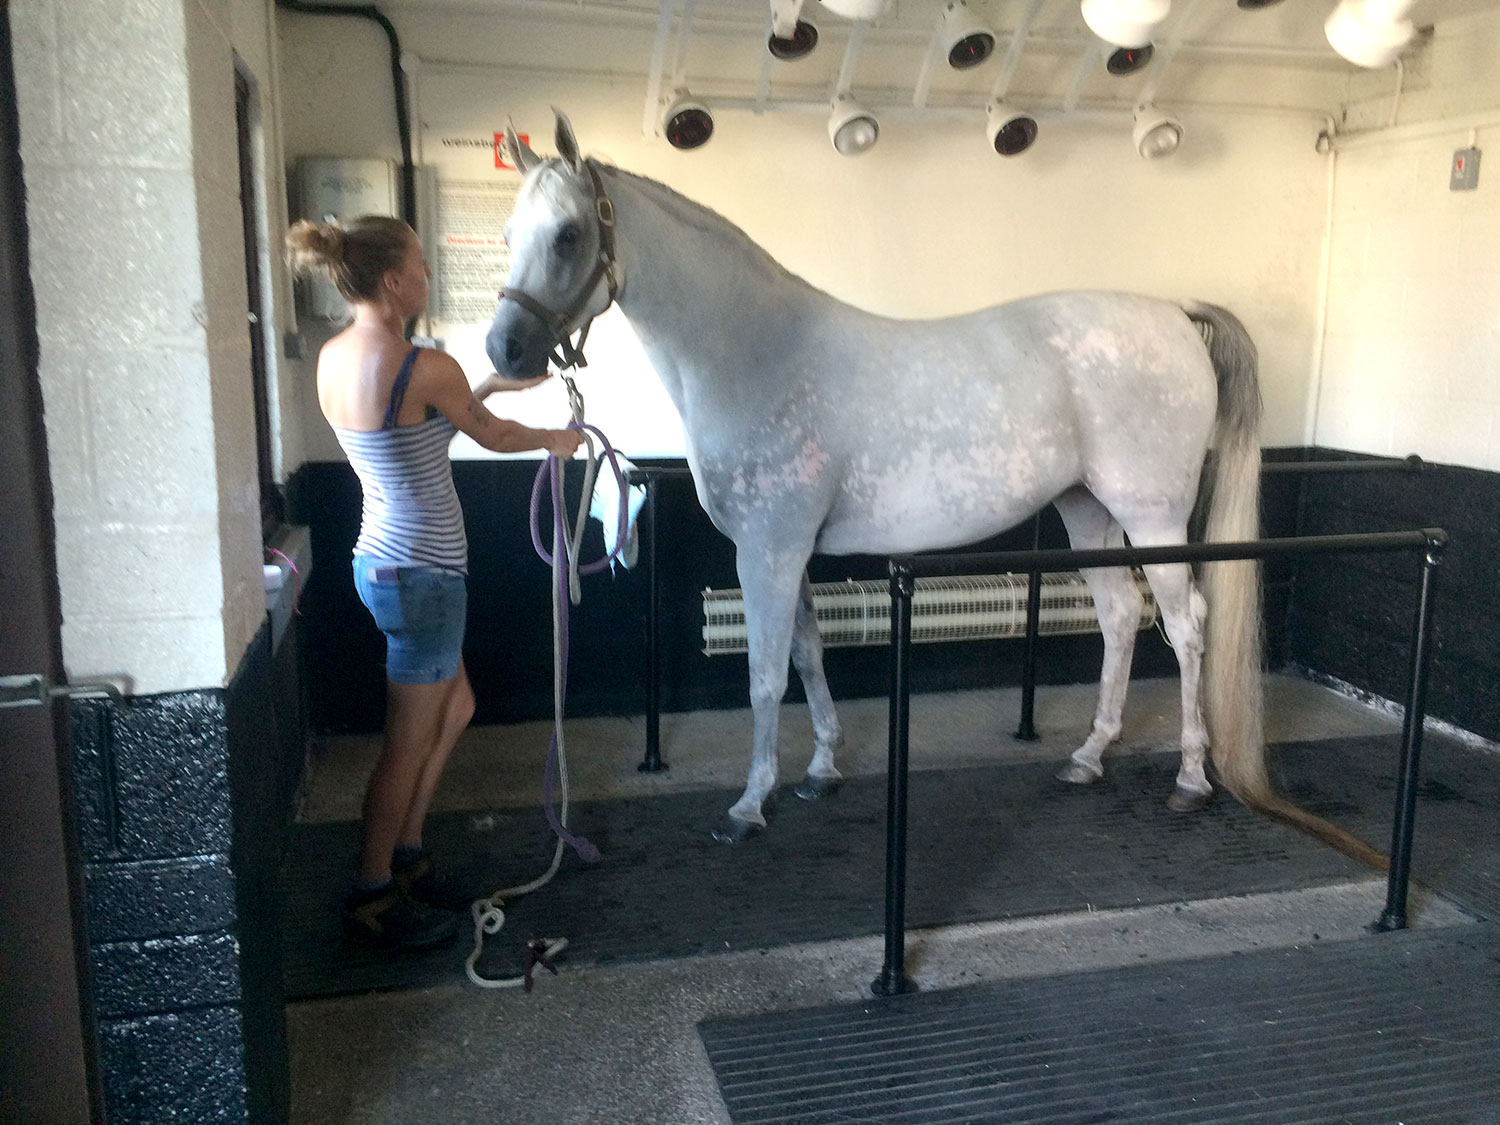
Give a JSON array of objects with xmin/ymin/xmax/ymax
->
[{"xmin": 286, "ymin": 216, "xmax": 582, "ymax": 950}]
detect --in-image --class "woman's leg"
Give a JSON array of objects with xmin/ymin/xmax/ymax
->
[
  {"xmin": 397, "ymin": 660, "xmax": 475, "ymax": 847},
  {"xmin": 358, "ymin": 672, "xmax": 457, "ymax": 885}
]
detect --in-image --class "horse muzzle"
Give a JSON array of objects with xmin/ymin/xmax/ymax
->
[{"xmin": 485, "ymin": 304, "xmax": 553, "ymax": 381}]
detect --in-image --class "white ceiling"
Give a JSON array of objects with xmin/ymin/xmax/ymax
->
[{"xmin": 371, "ymin": 0, "xmax": 1500, "ymax": 120}]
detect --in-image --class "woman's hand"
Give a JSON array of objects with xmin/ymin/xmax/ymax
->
[
  {"xmin": 475, "ymin": 371, "xmax": 552, "ymax": 397},
  {"xmin": 544, "ymin": 430, "xmax": 585, "ymax": 459}
]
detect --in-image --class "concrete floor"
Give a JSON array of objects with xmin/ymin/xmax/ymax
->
[{"xmin": 286, "ymin": 674, "xmax": 1475, "ymax": 1124}]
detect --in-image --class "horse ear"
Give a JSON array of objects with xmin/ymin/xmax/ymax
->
[
  {"xmin": 553, "ymin": 108, "xmax": 584, "ymax": 172},
  {"xmin": 503, "ymin": 119, "xmax": 539, "ymax": 174}
]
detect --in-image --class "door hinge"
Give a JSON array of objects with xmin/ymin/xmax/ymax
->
[{"xmin": 0, "ymin": 673, "xmax": 127, "ymax": 709}]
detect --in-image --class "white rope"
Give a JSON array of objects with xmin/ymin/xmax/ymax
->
[{"xmin": 464, "ymin": 378, "xmax": 596, "ymax": 990}]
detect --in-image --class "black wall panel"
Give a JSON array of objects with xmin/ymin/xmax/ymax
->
[
  {"xmin": 1288, "ymin": 452, "xmax": 1499, "ymax": 742},
  {"xmin": 68, "ymin": 621, "xmax": 304, "ymax": 1123},
  {"xmin": 288, "ymin": 458, "xmax": 1202, "ymax": 735}
]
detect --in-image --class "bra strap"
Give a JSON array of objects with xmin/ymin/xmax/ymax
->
[{"xmin": 382, "ymin": 347, "xmax": 423, "ymax": 429}]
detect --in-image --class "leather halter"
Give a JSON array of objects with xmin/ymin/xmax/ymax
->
[{"xmin": 497, "ymin": 160, "xmax": 620, "ymax": 372}]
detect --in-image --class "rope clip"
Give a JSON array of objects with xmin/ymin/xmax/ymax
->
[{"xmin": 562, "ymin": 372, "xmax": 586, "ymax": 425}]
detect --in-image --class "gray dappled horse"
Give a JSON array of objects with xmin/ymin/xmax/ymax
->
[{"xmin": 489, "ymin": 112, "xmax": 1303, "ymax": 846}]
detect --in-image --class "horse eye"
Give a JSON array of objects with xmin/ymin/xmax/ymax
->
[{"xmin": 554, "ymin": 225, "xmax": 580, "ymax": 255}]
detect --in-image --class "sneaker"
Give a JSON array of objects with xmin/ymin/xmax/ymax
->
[
  {"xmin": 343, "ymin": 885, "xmax": 458, "ymax": 951},
  {"xmin": 392, "ymin": 850, "xmax": 474, "ymax": 912}
]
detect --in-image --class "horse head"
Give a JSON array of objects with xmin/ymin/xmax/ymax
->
[{"xmin": 486, "ymin": 111, "xmax": 621, "ymax": 379}]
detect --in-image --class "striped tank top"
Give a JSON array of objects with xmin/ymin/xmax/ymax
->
[{"xmin": 332, "ymin": 347, "xmax": 468, "ymax": 572}]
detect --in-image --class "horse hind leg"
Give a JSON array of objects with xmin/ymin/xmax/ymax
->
[
  {"xmin": 1053, "ymin": 489, "xmax": 1143, "ymax": 786},
  {"xmin": 789, "ymin": 570, "xmax": 844, "ymax": 801},
  {"xmin": 1126, "ymin": 528, "xmax": 1212, "ymax": 812}
]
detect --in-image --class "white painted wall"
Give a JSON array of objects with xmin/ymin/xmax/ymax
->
[
  {"xmin": 13, "ymin": 0, "xmax": 286, "ymax": 695},
  {"xmin": 277, "ymin": 12, "xmax": 1340, "ymax": 461},
  {"xmin": 1313, "ymin": 10, "xmax": 1500, "ymax": 469}
]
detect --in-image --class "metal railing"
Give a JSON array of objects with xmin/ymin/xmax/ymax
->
[
  {"xmin": 873, "ymin": 526, "xmax": 1447, "ymax": 997},
  {"xmin": 625, "ymin": 466, "xmax": 694, "ymax": 774},
  {"xmin": 1011, "ymin": 454, "xmax": 1427, "ymax": 740},
  {"xmin": 627, "ymin": 455, "xmax": 1428, "ymax": 770}
]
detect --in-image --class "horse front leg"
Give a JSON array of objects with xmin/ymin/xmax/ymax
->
[
  {"xmin": 713, "ymin": 548, "xmax": 808, "ymax": 844},
  {"xmin": 790, "ymin": 570, "xmax": 844, "ymax": 800}
]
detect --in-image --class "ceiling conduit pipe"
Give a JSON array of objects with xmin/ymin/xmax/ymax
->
[
  {"xmin": 1132, "ymin": 0, "xmax": 1203, "ymax": 107},
  {"xmin": 1061, "ymin": 42, "xmax": 1100, "ymax": 115},
  {"xmin": 274, "ymin": 0, "xmax": 416, "ymax": 230},
  {"xmin": 910, "ymin": 4, "xmax": 947, "ymax": 108},
  {"xmin": 668, "ymin": 0, "xmax": 701, "ymax": 94},
  {"xmin": 642, "ymin": 0, "xmax": 679, "ymax": 137},
  {"xmin": 991, "ymin": 0, "xmax": 1046, "ymax": 103}
]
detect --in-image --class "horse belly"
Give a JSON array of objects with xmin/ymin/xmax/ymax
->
[{"xmin": 817, "ymin": 445, "xmax": 1074, "ymax": 556}]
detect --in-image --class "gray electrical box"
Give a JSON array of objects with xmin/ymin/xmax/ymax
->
[
  {"xmin": 1450, "ymin": 147, "xmax": 1481, "ymax": 191},
  {"xmin": 293, "ymin": 157, "xmax": 398, "ymax": 318}
]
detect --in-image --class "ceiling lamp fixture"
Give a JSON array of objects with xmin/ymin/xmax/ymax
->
[
  {"xmin": 768, "ymin": 21, "xmax": 819, "ymax": 59},
  {"xmin": 662, "ymin": 91, "xmax": 713, "ymax": 150},
  {"xmin": 940, "ymin": 0, "xmax": 996, "ymax": 69},
  {"xmin": 1080, "ymin": 0, "xmax": 1170, "ymax": 49},
  {"xmin": 818, "ymin": 0, "xmax": 890, "ymax": 18},
  {"xmin": 986, "ymin": 100, "xmax": 1038, "ymax": 156},
  {"xmin": 1325, "ymin": 0, "xmax": 1415, "ymax": 69},
  {"xmin": 1236, "ymin": 0, "xmax": 1285, "ymax": 8},
  {"xmin": 828, "ymin": 94, "xmax": 879, "ymax": 156},
  {"xmin": 1106, "ymin": 44, "xmax": 1154, "ymax": 74},
  {"xmin": 768, "ymin": 0, "xmax": 818, "ymax": 60},
  {"xmin": 1132, "ymin": 102, "xmax": 1182, "ymax": 158}
]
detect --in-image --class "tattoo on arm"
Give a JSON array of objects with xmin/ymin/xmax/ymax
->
[{"xmin": 467, "ymin": 398, "xmax": 495, "ymax": 429}]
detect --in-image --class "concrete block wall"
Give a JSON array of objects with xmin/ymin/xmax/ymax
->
[
  {"xmin": 68, "ymin": 619, "xmax": 302, "ymax": 1123},
  {"xmin": 13, "ymin": 0, "xmax": 272, "ymax": 696},
  {"xmin": 12, "ymin": 1, "xmax": 303, "ymax": 1119},
  {"xmin": 1314, "ymin": 9, "xmax": 1500, "ymax": 471},
  {"xmin": 72, "ymin": 691, "xmax": 249, "ymax": 1121}
]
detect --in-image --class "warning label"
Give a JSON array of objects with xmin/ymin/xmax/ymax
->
[{"xmin": 435, "ymin": 178, "xmax": 519, "ymax": 324}]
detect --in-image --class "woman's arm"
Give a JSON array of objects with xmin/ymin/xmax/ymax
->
[
  {"xmin": 472, "ymin": 371, "xmax": 551, "ymax": 397},
  {"xmin": 421, "ymin": 351, "xmax": 582, "ymax": 458}
]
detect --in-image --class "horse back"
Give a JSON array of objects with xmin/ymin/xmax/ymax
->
[{"xmin": 809, "ymin": 291, "xmax": 1219, "ymax": 555}]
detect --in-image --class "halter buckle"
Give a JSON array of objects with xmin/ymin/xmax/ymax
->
[{"xmin": 596, "ymin": 197, "xmax": 615, "ymax": 226}]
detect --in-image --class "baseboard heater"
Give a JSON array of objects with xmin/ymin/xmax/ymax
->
[{"xmin": 701, "ymin": 572, "xmax": 1158, "ymax": 656}]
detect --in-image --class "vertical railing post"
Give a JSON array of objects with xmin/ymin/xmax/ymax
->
[
  {"xmin": 1376, "ymin": 530, "xmax": 1446, "ymax": 931},
  {"xmin": 1015, "ymin": 512, "xmax": 1042, "ymax": 741},
  {"xmin": 637, "ymin": 471, "xmax": 667, "ymax": 773},
  {"xmin": 874, "ymin": 561, "xmax": 918, "ymax": 997}
]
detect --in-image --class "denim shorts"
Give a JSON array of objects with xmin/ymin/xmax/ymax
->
[{"xmin": 351, "ymin": 557, "xmax": 467, "ymax": 685}]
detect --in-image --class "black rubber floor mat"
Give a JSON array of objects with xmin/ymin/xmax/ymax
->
[
  {"xmin": 698, "ymin": 924, "xmax": 1500, "ymax": 1123},
  {"xmin": 1272, "ymin": 731, "xmax": 1500, "ymax": 920},
  {"xmin": 281, "ymin": 748, "xmax": 1367, "ymax": 999}
]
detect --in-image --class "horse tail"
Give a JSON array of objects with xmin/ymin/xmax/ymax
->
[{"xmin": 1185, "ymin": 301, "xmax": 1388, "ymax": 870}]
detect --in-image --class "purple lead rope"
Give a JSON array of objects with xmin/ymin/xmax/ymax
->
[{"xmin": 528, "ymin": 420, "xmax": 631, "ymax": 864}]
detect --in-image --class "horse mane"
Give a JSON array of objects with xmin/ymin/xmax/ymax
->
[{"xmin": 591, "ymin": 161, "xmax": 823, "ymax": 299}]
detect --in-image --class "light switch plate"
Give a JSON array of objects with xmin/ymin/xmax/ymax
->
[{"xmin": 1451, "ymin": 147, "xmax": 1481, "ymax": 191}]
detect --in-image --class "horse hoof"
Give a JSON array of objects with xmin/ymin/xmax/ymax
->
[
  {"xmin": 1057, "ymin": 761, "xmax": 1103, "ymax": 786},
  {"xmin": 711, "ymin": 816, "xmax": 764, "ymax": 845},
  {"xmin": 795, "ymin": 774, "xmax": 841, "ymax": 801},
  {"xmin": 1167, "ymin": 786, "xmax": 1212, "ymax": 813}
]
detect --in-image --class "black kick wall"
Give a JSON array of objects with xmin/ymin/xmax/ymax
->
[
  {"xmin": 288, "ymin": 452, "xmax": 1326, "ymax": 737},
  {"xmin": 1287, "ymin": 451, "xmax": 1500, "ymax": 743}
]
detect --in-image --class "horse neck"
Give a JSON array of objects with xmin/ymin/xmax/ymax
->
[{"xmin": 601, "ymin": 167, "xmax": 828, "ymax": 423}]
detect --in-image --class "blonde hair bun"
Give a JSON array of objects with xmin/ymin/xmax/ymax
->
[
  {"xmin": 284, "ymin": 214, "xmax": 412, "ymax": 303},
  {"xmin": 284, "ymin": 219, "xmax": 345, "ymax": 271}
]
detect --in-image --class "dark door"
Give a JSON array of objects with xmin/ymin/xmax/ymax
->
[
  {"xmin": 0, "ymin": 10, "xmax": 104, "ymax": 1122},
  {"xmin": 236, "ymin": 67, "xmax": 282, "ymax": 539}
]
